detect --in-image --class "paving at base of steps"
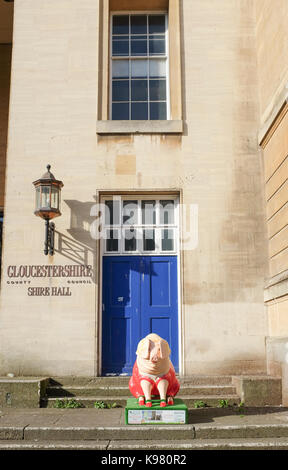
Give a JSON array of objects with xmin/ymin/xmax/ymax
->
[
  {"xmin": 2, "ymin": 407, "xmax": 288, "ymax": 455},
  {"xmin": 1, "ymin": 406, "xmax": 288, "ymax": 433}
]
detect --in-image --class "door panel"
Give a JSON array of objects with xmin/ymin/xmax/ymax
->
[
  {"xmin": 149, "ymin": 259, "xmax": 171, "ymax": 306},
  {"xmin": 102, "ymin": 257, "xmax": 140, "ymax": 375},
  {"xmin": 141, "ymin": 257, "xmax": 178, "ymax": 371},
  {"xmin": 102, "ymin": 256, "xmax": 178, "ymax": 374},
  {"xmin": 150, "ymin": 317, "xmax": 171, "ymax": 348},
  {"xmin": 110, "ymin": 317, "xmax": 132, "ymax": 365}
]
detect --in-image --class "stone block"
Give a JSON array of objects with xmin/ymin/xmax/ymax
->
[
  {"xmin": 0, "ymin": 427, "xmax": 24, "ymax": 440},
  {"xmin": 232, "ymin": 375, "xmax": 282, "ymax": 406},
  {"xmin": 266, "ymin": 336, "xmax": 288, "ymax": 406},
  {"xmin": 0, "ymin": 377, "xmax": 49, "ymax": 408}
]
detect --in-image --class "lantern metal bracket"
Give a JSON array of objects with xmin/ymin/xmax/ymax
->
[{"xmin": 44, "ymin": 220, "xmax": 55, "ymax": 256}]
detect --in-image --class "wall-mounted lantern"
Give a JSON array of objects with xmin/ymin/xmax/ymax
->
[{"xmin": 33, "ymin": 165, "xmax": 64, "ymax": 255}]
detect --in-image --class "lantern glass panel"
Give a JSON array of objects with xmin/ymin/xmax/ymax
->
[
  {"xmin": 51, "ymin": 187, "xmax": 59, "ymax": 209},
  {"xmin": 35, "ymin": 186, "xmax": 41, "ymax": 211},
  {"xmin": 41, "ymin": 186, "xmax": 51, "ymax": 208}
]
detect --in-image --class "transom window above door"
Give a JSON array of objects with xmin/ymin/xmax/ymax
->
[
  {"xmin": 110, "ymin": 14, "xmax": 169, "ymax": 120},
  {"xmin": 102, "ymin": 197, "xmax": 178, "ymax": 255}
]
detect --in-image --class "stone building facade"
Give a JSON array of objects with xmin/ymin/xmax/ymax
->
[{"xmin": 0, "ymin": 0, "xmax": 287, "ymax": 401}]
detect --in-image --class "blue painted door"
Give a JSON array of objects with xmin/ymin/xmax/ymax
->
[{"xmin": 102, "ymin": 256, "xmax": 178, "ymax": 375}]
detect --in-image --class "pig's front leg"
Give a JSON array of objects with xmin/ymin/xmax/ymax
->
[
  {"xmin": 140, "ymin": 379, "xmax": 153, "ymax": 407},
  {"xmin": 157, "ymin": 379, "xmax": 169, "ymax": 407}
]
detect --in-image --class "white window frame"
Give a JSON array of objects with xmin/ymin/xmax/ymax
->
[
  {"xmin": 109, "ymin": 11, "xmax": 170, "ymax": 121},
  {"xmin": 101, "ymin": 195, "xmax": 179, "ymax": 256}
]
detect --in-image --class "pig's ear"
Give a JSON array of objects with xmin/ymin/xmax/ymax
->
[
  {"xmin": 159, "ymin": 339, "xmax": 170, "ymax": 359},
  {"xmin": 136, "ymin": 338, "xmax": 151, "ymax": 359}
]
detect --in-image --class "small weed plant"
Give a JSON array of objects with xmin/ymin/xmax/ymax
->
[
  {"xmin": 193, "ymin": 400, "xmax": 207, "ymax": 409},
  {"xmin": 218, "ymin": 399, "xmax": 229, "ymax": 408},
  {"xmin": 54, "ymin": 398, "xmax": 84, "ymax": 409},
  {"xmin": 238, "ymin": 401, "xmax": 245, "ymax": 417},
  {"xmin": 94, "ymin": 401, "xmax": 117, "ymax": 409}
]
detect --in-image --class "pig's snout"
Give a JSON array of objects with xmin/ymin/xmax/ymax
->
[{"xmin": 150, "ymin": 348, "xmax": 160, "ymax": 363}]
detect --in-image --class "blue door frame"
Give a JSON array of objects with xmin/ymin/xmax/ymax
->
[{"xmin": 102, "ymin": 256, "xmax": 179, "ymax": 375}]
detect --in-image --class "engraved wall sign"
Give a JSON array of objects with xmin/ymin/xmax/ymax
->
[{"xmin": 5, "ymin": 264, "xmax": 93, "ymax": 296}]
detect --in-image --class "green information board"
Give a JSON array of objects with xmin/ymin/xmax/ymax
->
[{"xmin": 125, "ymin": 398, "xmax": 188, "ymax": 425}]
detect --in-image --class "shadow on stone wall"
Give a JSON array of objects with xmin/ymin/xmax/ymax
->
[{"xmin": 54, "ymin": 200, "xmax": 97, "ymax": 283}]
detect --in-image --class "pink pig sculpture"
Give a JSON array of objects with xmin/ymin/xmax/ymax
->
[{"xmin": 129, "ymin": 333, "xmax": 180, "ymax": 407}]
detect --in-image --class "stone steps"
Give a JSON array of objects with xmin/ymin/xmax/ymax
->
[
  {"xmin": 46, "ymin": 384, "xmax": 237, "ymax": 398},
  {"xmin": 2, "ymin": 438, "xmax": 288, "ymax": 450},
  {"xmin": 49, "ymin": 375, "xmax": 233, "ymax": 386},
  {"xmin": 10, "ymin": 422, "xmax": 288, "ymax": 441},
  {"xmin": 42, "ymin": 394, "xmax": 240, "ymax": 409},
  {"xmin": 43, "ymin": 375, "xmax": 239, "ymax": 410},
  {"xmin": 1, "ymin": 405, "xmax": 288, "ymax": 451},
  {"xmin": 2, "ymin": 419, "xmax": 288, "ymax": 450}
]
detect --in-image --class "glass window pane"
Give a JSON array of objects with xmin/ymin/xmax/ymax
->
[
  {"xmin": 150, "ymin": 102, "xmax": 167, "ymax": 120},
  {"xmin": 51, "ymin": 187, "xmax": 59, "ymax": 209},
  {"xmin": 131, "ymin": 80, "xmax": 148, "ymax": 101},
  {"xmin": 149, "ymin": 15, "xmax": 166, "ymax": 34},
  {"xmin": 149, "ymin": 79, "xmax": 166, "ymax": 101},
  {"xmin": 143, "ymin": 229, "xmax": 155, "ymax": 251},
  {"xmin": 149, "ymin": 59, "xmax": 166, "ymax": 77},
  {"xmin": 131, "ymin": 59, "xmax": 148, "ymax": 78},
  {"xmin": 106, "ymin": 229, "xmax": 119, "ymax": 252},
  {"xmin": 112, "ymin": 37, "xmax": 129, "ymax": 56},
  {"xmin": 160, "ymin": 200, "xmax": 174, "ymax": 224},
  {"xmin": 124, "ymin": 228, "xmax": 137, "ymax": 251},
  {"xmin": 149, "ymin": 38, "xmax": 165, "ymax": 55},
  {"xmin": 112, "ymin": 60, "xmax": 129, "ymax": 78},
  {"xmin": 161, "ymin": 229, "xmax": 174, "ymax": 251},
  {"xmin": 113, "ymin": 15, "xmax": 129, "ymax": 35},
  {"xmin": 112, "ymin": 102, "xmax": 129, "ymax": 120},
  {"xmin": 142, "ymin": 200, "xmax": 156, "ymax": 224},
  {"xmin": 112, "ymin": 80, "xmax": 129, "ymax": 101},
  {"xmin": 131, "ymin": 39, "xmax": 147, "ymax": 56},
  {"xmin": 123, "ymin": 201, "xmax": 138, "ymax": 225},
  {"xmin": 105, "ymin": 200, "xmax": 120, "ymax": 225},
  {"xmin": 41, "ymin": 186, "xmax": 50, "ymax": 208},
  {"xmin": 131, "ymin": 15, "xmax": 147, "ymax": 34},
  {"xmin": 131, "ymin": 102, "xmax": 148, "ymax": 120},
  {"xmin": 123, "ymin": 200, "xmax": 138, "ymax": 225},
  {"xmin": 35, "ymin": 187, "xmax": 41, "ymax": 210}
]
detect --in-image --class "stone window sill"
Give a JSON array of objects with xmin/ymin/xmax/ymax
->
[{"xmin": 96, "ymin": 120, "xmax": 183, "ymax": 135}]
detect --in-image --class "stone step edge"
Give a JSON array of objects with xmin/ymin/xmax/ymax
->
[
  {"xmin": 45, "ymin": 385, "xmax": 237, "ymax": 397},
  {"xmin": 49, "ymin": 375, "xmax": 234, "ymax": 385},
  {"xmin": 1, "ymin": 438, "xmax": 288, "ymax": 450},
  {"xmin": 3, "ymin": 423, "xmax": 288, "ymax": 442},
  {"xmin": 41, "ymin": 396, "xmax": 241, "ymax": 409},
  {"xmin": 47, "ymin": 384, "xmax": 236, "ymax": 390},
  {"xmin": 42, "ymin": 394, "xmax": 240, "ymax": 403}
]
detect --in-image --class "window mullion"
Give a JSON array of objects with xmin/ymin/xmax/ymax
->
[
  {"xmin": 129, "ymin": 15, "xmax": 131, "ymax": 120},
  {"xmin": 147, "ymin": 15, "xmax": 150, "ymax": 120},
  {"xmin": 156, "ymin": 202, "xmax": 160, "ymax": 254}
]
